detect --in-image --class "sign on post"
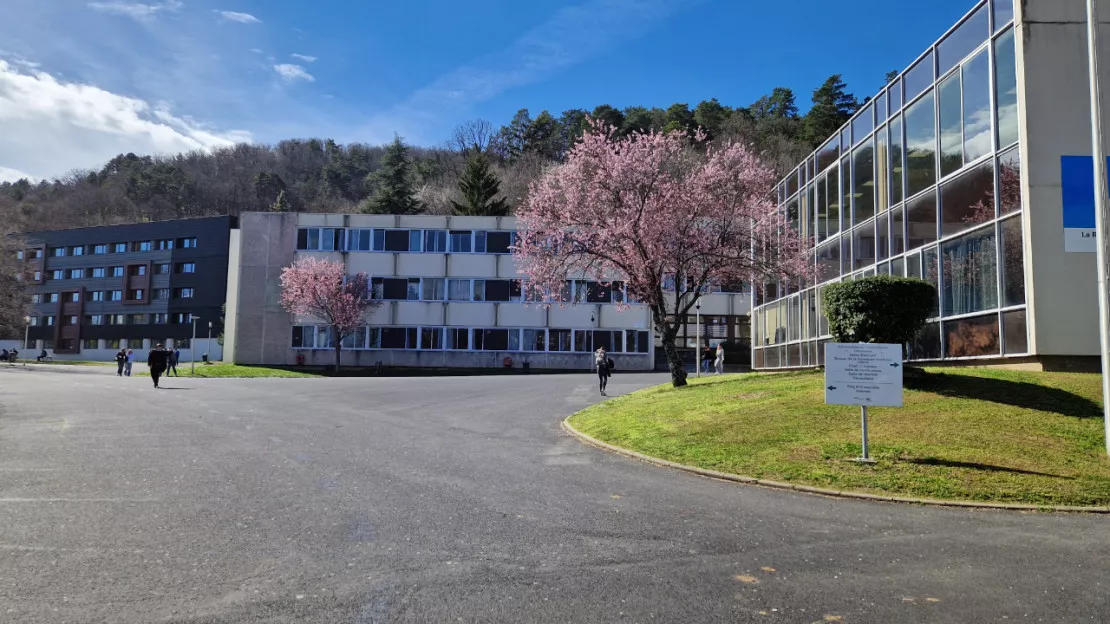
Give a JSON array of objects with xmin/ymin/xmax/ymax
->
[{"xmin": 825, "ymin": 343, "xmax": 904, "ymax": 463}]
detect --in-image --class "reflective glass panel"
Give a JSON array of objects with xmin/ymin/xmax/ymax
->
[
  {"xmin": 876, "ymin": 125, "xmax": 890, "ymax": 213},
  {"xmin": 942, "ymin": 227, "xmax": 998, "ymax": 316},
  {"xmin": 853, "ymin": 220, "xmax": 875, "ymax": 270},
  {"xmin": 817, "ymin": 241, "xmax": 840, "ymax": 282},
  {"xmin": 924, "ymin": 246, "xmax": 941, "ymax": 317},
  {"xmin": 944, "ymin": 314, "xmax": 1000, "ymax": 357},
  {"xmin": 890, "ymin": 116, "xmax": 904, "ymax": 204},
  {"xmin": 998, "ymin": 147, "xmax": 1022, "ymax": 214},
  {"xmin": 909, "ymin": 322, "xmax": 942, "ymax": 360},
  {"xmin": 906, "ymin": 191, "xmax": 938, "ymax": 251},
  {"xmin": 890, "ymin": 77, "xmax": 903, "ymax": 113},
  {"xmin": 817, "ymin": 139, "xmax": 839, "ymax": 173},
  {"xmin": 892, "ymin": 255, "xmax": 905, "ymax": 276},
  {"xmin": 840, "ymin": 234, "xmax": 851, "ymax": 276},
  {"xmin": 1001, "ymin": 216, "xmax": 1025, "ymax": 306},
  {"xmin": 905, "ymin": 91, "xmax": 937, "ymax": 196},
  {"xmin": 937, "ymin": 4, "xmax": 989, "ymax": 76},
  {"xmin": 816, "ymin": 174, "xmax": 829, "ymax": 242},
  {"xmin": 876, "ymin": 91, "xmax": 888, "ymax": 123},
  {"xmin": 829, "ymin": 166, "xmax": 842, "ymax": 237},
  {"xmin": 995, "ymin": 28, "xmax": 1019, "ymax": 148},
  {"xmin": 890, "ymin": 205, "xmax": 906, "ymax": 255},
  {"xmin": 939, "ymin": 73, "xmax": 963, "ymax": 177},
  {"xmin": 994, "ymin": 0, "xmax": 1014, "ymax": 31},
  {"xmin": 1003, "ymin": 309, "xmax": 1028, "ymax": 354},
  {"xmin": 963, "ymin": 50, "xmax": 992, "ymax": 163},
  {"xmin": 877, "ymin": 214, "xmax": 890, "ymax": 260},
  {"xmin": 907, "ymin": 250, "xmax": 923, "ymax": 278},
  {"xmin": 852, "ymin": 103, "xmax": 874, "ymax": 144},
  {"xmin": 853, "ymin": 142, "xmax": 875, "ymax": 224},
  {"xmin": 841, "ymin": 157, "xmax": 853, "ymax": 228},
  {"xmin": 940, "ymin": 159, "xmax": 995, "ymax": 237},
  {"xmin": 904, "ymin": 52, "xmax": 935, "ymax": 102}
]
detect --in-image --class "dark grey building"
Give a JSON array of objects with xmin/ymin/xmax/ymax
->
[{"xmin": 21, "ymin": 216, "xmax": 235, "ymax": 360}]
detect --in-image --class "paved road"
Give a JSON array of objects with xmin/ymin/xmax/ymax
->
[{"xmin": 0, "ymin": 369, "xmax": 1107, "ymax": 623}]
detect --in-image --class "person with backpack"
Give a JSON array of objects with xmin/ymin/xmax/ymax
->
[
  {"xmin": 168, "ymin": 347, "xmax": 180, "ymax": 377},
  {"xmin": 115, "ymin": 348, "xmax": 127, "ymax": 377},
  {"xmin": 595, "ymin": 347, "xmax": 614, "ymax": 396}
]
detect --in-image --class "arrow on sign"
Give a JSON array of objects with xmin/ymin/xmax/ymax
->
[
  {"xmin": 889, "ymin": 362, "xmax": 900, "ymax": 368},
  {"xmin": 827, "ymin": 386, "xmax": 837, "ymax": 391}
]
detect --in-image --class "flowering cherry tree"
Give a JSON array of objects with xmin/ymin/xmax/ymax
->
[
  {"xmin": 280, "ymin": 257, "xmax": 378, "ymax": 373},
  {"xmin": 514, "ymin": 124, "xmax": 809, "ymax": 387}
]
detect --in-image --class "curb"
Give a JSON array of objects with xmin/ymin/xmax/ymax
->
[{"xmin": 560, "ymin": 418, "xmax": 1110, "ymax": 514}]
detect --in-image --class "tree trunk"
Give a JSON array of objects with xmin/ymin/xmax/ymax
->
[
  {"xmin": 333, "ymin": 343, "xmax": 342, "ymax": 374},
  {"xmin": 660, "ymin": 329, "xmax": 688, "ymax": 388}
]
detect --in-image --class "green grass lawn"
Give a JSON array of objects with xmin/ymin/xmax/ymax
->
[
  {"xmin": 140, "ymin": 364, "xmax": 324, "ymax": 379},
  {"xmin": 569, "ymin": 368, "xmax": 1110, "ymax": 507}
]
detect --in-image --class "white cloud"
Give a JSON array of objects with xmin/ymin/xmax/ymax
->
[
  {"xmin": 216, "ymin": 10, "xmax": 260, "ymax": 24},
  {"xmin": 87, "ymin": 1, "xmax": 183, "ymax": 21},
  {"xmin": 0, "ymin": 59, "xmax": 249, "ymax": 181},
  {"xmin": 290, "ymin": 54, "xmax": 317, "ymax": 63},
  {"xmin": 0, "ymin": 166, "xmax": 34, "ymax": 183},
  {"xmin": 273, "ymin": 63, "xmax": 314, "ymax": 83},
  {"xmin": 249, "ymin": 48, "xmax": 263, "ymax": 54}
]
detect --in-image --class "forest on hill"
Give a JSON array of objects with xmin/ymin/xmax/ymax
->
[{"xmin": 0, "ymin": 74, "xmax": 870, "ymax": 233}]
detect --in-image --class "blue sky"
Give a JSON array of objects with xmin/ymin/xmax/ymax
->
[{"xmin": 0, "ymin": 0, "xmax": 983, "ymax": 181}]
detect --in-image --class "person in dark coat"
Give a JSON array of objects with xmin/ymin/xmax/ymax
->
[
  {"xmin": 167, "ymin": 347, "xmax": 179, "ymax": 377},
  {"xmin": 595, "ymin": 347, "xmax": 613, "ymax": 396},
  {"xmin": 115, "ymin": 348, "xmax": 127, "ymax": 377},
  {"xmin": 147, "ymin": 344, "xmax": 171, "ymax": 388}
]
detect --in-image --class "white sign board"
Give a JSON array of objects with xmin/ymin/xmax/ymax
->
[{"xmin": 824, "ymin": 343, "xmax": 904, "ymax": 407}]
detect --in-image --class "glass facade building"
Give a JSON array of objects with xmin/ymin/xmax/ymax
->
[{"xmin": 752, "ymin": 0, "xmax": 1027, "ymax": 368}]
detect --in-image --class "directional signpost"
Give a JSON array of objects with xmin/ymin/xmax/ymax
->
[{"xmin": 825, "ymin": 343, "xmax": 904, "ymax": 463}]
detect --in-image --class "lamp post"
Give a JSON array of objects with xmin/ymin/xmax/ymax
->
[
  {"xmin": 695, "ymin": 298, "xmax": 702, "ymax": 378},
  {"xmin": 1087, "ymin": 0, "xmax": 1110, "ymax": 456},
  {"xmin": 190, "ymin": 315, "xmax": 200, "ymax": 375},
  {"xmin": 22, "ymin": 316, "xmax": 29, "ymax": 362},
  {"xmin": 207, "ymin": 321, "xmax": 213, "ymax": 365}
]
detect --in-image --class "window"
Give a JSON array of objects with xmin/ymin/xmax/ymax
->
[
  {"xmin": 942, "ymin": 227, "xmax": 998, "ymax": 317},
  {"xmin": 944, "ymin": 314, "xmax": 1000, "ymax": 357},
  {"xmin": 154, "ymin": 288, "xmax": 170, "ymax": 300},
  {"xmin": 448, "ymin": 279, "xmax": 471, "ymax": 301},
  {"xmin": 998, "ymin": 147, "xmax": 1021, "ymax": 215},
  {"xmin": 153, "ymin": 313, "xmax": 168, "ymax": 324},
  {"xmin": 72, "ymin": 246, "xmax": 84, "ymax": 256},
  {"xmin": 134, "ymin": 241, "xmax": 153, "ymax": 252},
  {"xmin": 129, "ymin": 265, "xmax": 147, "ymax": 276},
  {"xmin": 83, "ymin": 339, "xmax": 99, "ymax": 350},
  {"xmin": 406, "ymin": 279, "xmax": 420, "ymax": 301},
  {"xmin": 174, "ymin": 288, "xmax": 195, "ymax": 299},
  {"xmin": 67, "ymin": 292, "xmax": 79, "ymax": 302},
  {"xmin": 510, "ymin": 279, "xmax": 524, "ymax": 302},
  {"xmin": 157, "ymin": 239, "xmax": 174, "ymax": 250},
  {"xmin": 292, "ymin": 325, "xmax": 312, "ymax": 348},
  {"xmin": 130, "ymin": 314, "xmax": 150, "ymax": 325},
  {"xmin": 995, "ymin": 28, "xmax": 1018, "ymax": 148},
  {"xmin": 110, "ymin": 290, "xmax": 123, "ymax": 301},
  {"xmin": 342, "ymin": 327, "xmax": 368, "ymax": 350},
  {"xmin": 422, "ymin": 278, "xmax": 446, "ymax": 301},
  {"xmin": 876, "ymin": 214, "xmax": 890, "ymax": 261},
  {"xmin": 47, "ymin": 293, "xmax": 59, "ymax": 303},
  {"xmin": 29, "ymin": 316, "xmax": 40, "ymax": 326},
  {"xmin": 383, "ymin": 230, "xmax": 410, "ymax": 252},
  {"xmin": 962, "ymin": 50, "xmax": 991, "ymax": 163},
  {"xmin": 906, "ymin": 192, "xmax": 937, "ymax": 251},
  {"xmin": 380, "ymin": 327, "xmax": 416, "ymax": 349},
  {"xmin": 994, "ymin": 0, "xmax": 1014, "ymax": 31},
  {"xmin": 474, "ymin": 329, "xmax": 509, "ymax": 351},
  {"xmin": 941, "ymin": 160, "xmax": 995, "ymax": 237},
  {"xmin": 156, "ymin": 263, "xmax": 171, "ymax": 275},
  {"xmin": 480, "ymin": 280, "xmax": 512, "ymax": 302},
  {"xmin": 592, "ymin": 330, "xmax": 621, "ymax": 353},
  {"xmin": 31, "ymin": 248, "xmax": 43, "ymax": 259},
  {"xmin": 523, "ymin": 329, "xmax": 546, "ymax": 352},
  {"xmin": 1003, "ymin": 310, "xmax": 1027, "ymax": 354},
  {"xmin": 93, "ymin": 244, "xmax": 108, "ymax": 255},
  {"xmin": 91, "ymin": 290, "xmax": 105, "ymax": 302},
  {"xmin": 171, "ymin": 313, "xmax": 189, "ymax": 324},
  {"xmin": 573, "ymin": 330, "xmax": 593, "ymax": 353},
  {"xmin": 447, "ymin": 328, "xmax": 469, "ymax": 350},
  {"xmin": 91, "ymin": 268, "xmax": 107, "ymax": 278},
  {"xmin": 346, "ymin": 229, "xmax": 373, "ymax": 252},
  {"xmin": 113, "ymin": 243, "xmax": 127, "ymax": 253},
  {"xmin": 424, "ymin": 230, "xmax": 448, "ymax": 252},
  {"xmin": 937, "ymin": 4, "xmax": 988, "ymax": 75},
  {"xmin": 548, "ymin": 329, "xmax": 572, "ymax": 352},
  {"xmin": 904, "ymin": 51, "xmax": 934, "ymax": 102},
  {"xmin": 853, "ymin": 221, "xmax": 875, "ymax": 270},
  {"xmin": 15, "ymin": 250, "xmax": 23, "ymax": 260},
  {"xmin": 105, "ymin": 338, "xmax": 121, "ymax": 350},
  {"xmin": 108, "ymin": 314, "xmax": 126, "ymax": 325},
  {"xmin": 852, "ymin": 142, "xmax": 875, "ymax": 224},
  {"xmin": 449, "ymin": 230, "xmax": 472, "ymax": 253},
  {"xmin": 1001, "ymin": 216, "xmax": 1025, "ymax": 307},
  {"xmin": 584, "ymin": 282, "xmax": 613, "ymax": 304},
  {"xmin": 373, "ymin": 278, "xmax": 411, "ymax": 301},
  {"xmin": 86, "ymin": 315, "xmax": 104, "ymax": 326},
  {"xmin": 172, "ymin": 338, "xmax": 191, "ymax": 349},
  {"xmin": 176, "ymin": 263, "xmax": 196, "ymax": 274},
  {"xmin": 408, "ymin": 230, "xmax": 423, "ymax": 252},
  {"xmin": 905, "ymin": 90, "xmax": 937, "ymax": 197},
  {"xmin": 295, "ymin": 228, "xmax": 344, "ymax": 251},
  {"xmin": 177, "ymin": 237, "xmax": 198, "ymax": 249},
  {"xmin": 50, "ymin": 247, "xmax": 66, "ymax": 257},
  {"xmin": 420, "ymin": 327, "xmax": 444, "ymax": 350},
  {"xmin": 851, "ymin": 103, "xmax": 873, "ymax": 145},
  {"xmin": 889, "ymin": 117, "xmax": 904, "ymax": 205},
  {"xmin": 51, "ymin": 270, "xmax": 65, "ymax": 280},
  {"xmin": 938, "ymin": 72, "xmax": 963, "ymax": 177},
  {"xmin": 111, "ymin": 266, "xmax": 124, "ymax": 277},
  {"xmin": 31, "ymin": 293, "xmax": 42, "ymax": 304}
]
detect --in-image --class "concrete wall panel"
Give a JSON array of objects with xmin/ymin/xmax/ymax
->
[
  {"xmin": 445, "ymin": 303, "xmax": 497, "ymax": 326},
  {"xmin": 396, "ymin": 253, "xmax": 448, "ymax": 276},
  {"xmin": 447, "ymin": 254, "xmax": 497, "ymax": 277}
]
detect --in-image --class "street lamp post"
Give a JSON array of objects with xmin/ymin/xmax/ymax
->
[
  {"xmin": 207, "ymin": 321, "xmax": 213, "ymax": 365},
  {"xmin": 1087, "ymin": 0, "xmax": 1110, "ymax": 456},
  {"xmin": 22, "ymin": 316, "xmax": 29, "ymax": 364},
  {"xmin": 695, "ymin": 298, "xmax": 702, "ymax": 379},
  {"xmin": 190, "ymin": 315, "xmax": 200, "ymax": 375}
]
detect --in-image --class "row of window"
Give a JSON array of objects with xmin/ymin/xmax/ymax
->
[
  {"xmin": 292, "ymin": 325, "xmax": 652, "ymax": 354},
  {"xmin": 297, "ymin": 227, "xmax": 515, "ymax": 254},
  {"xmin": 32, "ymin": 288, "xmax": 194, "ymax": 304},
  {"xmin": 369, "ymin": 278, "xmax": 631, "ymax": 304},
  {"xmin": 21, "ymin": 237, "xmax": 199, "ymax": 260},
  {"xmin": 40, "ymin": 263, "xmax": 196, "ymax": 281},
  {"xmin": 29, "ymin": 312, "xmax": 197, "ymax": 327},
  {"xmin": 34, "ymin": 338, "xmax": 192, "ymax": 351}
]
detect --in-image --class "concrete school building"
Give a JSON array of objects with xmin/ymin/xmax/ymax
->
[
  {"xmin": 223, "ymin": 212, "xmax": 751, "ymax": 371},
  {"xmin": 753, "ymin": 0, "xmax": 1110, "ymax": 371}
]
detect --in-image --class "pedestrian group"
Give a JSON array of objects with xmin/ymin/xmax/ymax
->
[{"xmin": 115, "ymin": 345, "xmax": 180, "ymax": 387}]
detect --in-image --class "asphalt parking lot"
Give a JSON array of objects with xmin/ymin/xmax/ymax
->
[{"xmin": 1, "ymin": 368, "xmax": 1107, "ymax": 623}]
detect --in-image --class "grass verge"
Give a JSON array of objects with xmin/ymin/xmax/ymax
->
[
  {"xmin": 568, "ymin": 368, "xmax": 1110, "ymax": 507},
  {"xmin": 139, "ymin": 364, "xmax": 323, "ymax": 379}
]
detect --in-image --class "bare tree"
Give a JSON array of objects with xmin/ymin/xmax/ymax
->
[{"xmin": 450, "ymin": 119, "xmax": 496, "ymax": 155}]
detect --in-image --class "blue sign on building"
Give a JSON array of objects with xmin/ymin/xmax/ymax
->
[{"xmin": 1061, "ymin": 155, "xmax": 1110, "ymax": 252}]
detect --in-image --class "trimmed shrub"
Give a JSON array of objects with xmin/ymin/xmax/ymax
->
[{"xmin": 822, "ymin": 276, "xmax": 937, "ymax": 345}]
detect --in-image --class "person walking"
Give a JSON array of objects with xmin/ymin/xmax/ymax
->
[
  {"xmin": 147, "ymin": 343, "xmax": 170, "ymax": 389},
  {"xmin": 701, "ymin": 345, "xmax": 714, "ymax": 374},
  {"xmin": 595, "ymin": 347, "xmax": 613, "ymax": 396},
  {"xmin": 168, "ymin": 347, "xmax": 179, "ymax": 377},
  {"xmin": 714, "ymin": 343, "xmax": 725, "ymax": 375},
  {"xmin": 115, "ymin": 348, "xmax": 127, "ymax": 377},
  {"xmin": 124, "ymin": 348, "xmax": 134, "ymax": 377}
]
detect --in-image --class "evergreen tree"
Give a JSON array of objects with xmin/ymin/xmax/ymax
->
[
  {"xmin": 885, "ymin": 70, "xmax": 899, "ymax": 84},
  {"xmin": 270, "ymin": 190, "xmax": 289, "ymax": 212},
  {"xmin": 802, "ymin": 74, "xmax": 859, "ymax": 147},
  {"xmin": 362, "ymin": 136, "xmax": 422, "ymax": 215},
  {"xmin": 663, "ymin": 103, "xmax": 695, "ymax": 134},
  {"xmin": 451, "ymin": 153, "xmax": 509, "ymax": 216},
  {"xmin": 524, "ymin": 110, "xmax": 562, "ymax": 161},
  {"xmin": 590, "ymin": 104, "xmax": 625, "ymax": 132}
]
